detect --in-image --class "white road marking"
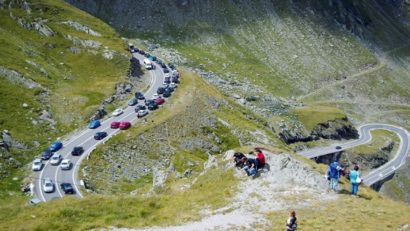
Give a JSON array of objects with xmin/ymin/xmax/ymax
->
[{"xmin": 39, "ymin": 53, "xmax": 167, "ymax": 201}]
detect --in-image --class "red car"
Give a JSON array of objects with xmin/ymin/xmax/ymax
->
[
  {"xmin": 111, "ymin": 121, "xmax": 120, "ymax": 129},
  {"xmin": 119, "ymin": 121, "xmax": 131, "ymax": 130},
  {"xmin": 155, "ymin": 97, "xmax": 165, "ymax": 105}
]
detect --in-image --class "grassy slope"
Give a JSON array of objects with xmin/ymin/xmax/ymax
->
[
  {"xmin": 0, "ymin": 0, "xmax": 129, "ymax": 196},
  {"xmin": 349, "ymin": 130, "xmax": 399, "ymax": 155},
  {"xmin": 0, "ymin": 166, "xmax": 237, "ymax": 230},
  {"xmin": 81, "ymin": 68, "xmax": 277, "ymax": 194},
  {"xmin": 0, "ymin": 0, "xmax": 128, "ymax": 143}
]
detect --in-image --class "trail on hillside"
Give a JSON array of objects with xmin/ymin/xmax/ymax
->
[
  {"xmin": 110, "ymin": 151, "xmax": 336, "ymax": 231},
  {"xmin": 299, "ymin": 61, "xmax": 386, "ymax": 101}
]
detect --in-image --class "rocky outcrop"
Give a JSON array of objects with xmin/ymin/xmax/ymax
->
[
  {"xmin": 279, "ymin": 118, "xmax": 358, "ymax": 144},
  {"xmin": 1, "ymin": 130, "xmax": 27, "ymax": 150},
  {"xmin": 64, "ymin": 34, "xmax": 101, "ymax": 48},
  {"xmin": 128, "ymin": 56, "xmax": 143, "ymax": 78},
  {"xmin": 311, "ymin": 118, "xmax": 359, "ymax": 140},
  {"xmin": 0, "ymin": 66, "xmax": 44, "ymax": 89},
  {"xmin": 61, "ymin": 20, "xmax": 101, "ymax": 36},
  {"xmin": 15, "ymin": 17, "xmax": 54, "ymax": 37}
]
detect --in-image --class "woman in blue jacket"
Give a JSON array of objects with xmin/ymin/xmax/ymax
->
[{"xmin": 349, "ymin": 165, "xmax": 361, "ymax": 196}]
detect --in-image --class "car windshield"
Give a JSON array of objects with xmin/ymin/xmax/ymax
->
[
  {"xmin": 45, "ymin": 183, "xmax": 52, "ymax": 187},
  {"xmin": 34, "ymin": 162, "xmax": 41, "ymax": 165},
  {"xmin": 52, "ymin": 156, "xmax": 59, "ymax": 160}
]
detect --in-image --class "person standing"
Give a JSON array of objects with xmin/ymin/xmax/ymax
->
[
  {"xmin": 327, "ymin": 159, "xmax": 342, "ymax": 192},
  {"xmin": 349, "ymin": 165, "xmax": 361, "ymax": 196},
  {"xmin": 286, "ymin": 210, "xmax": 298, "ymax": 231}
]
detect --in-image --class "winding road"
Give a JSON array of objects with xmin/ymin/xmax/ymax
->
[
  {"xmin": 33, "ymin": 51, "xmax": 166, "ymax": 201},
  {"xmin": 298, "ymin": 124, "xmax": 410, "ymax": 186},
  {"xmin": 32, "ymin": 54, "xmax": 410, "ymax": 201}
]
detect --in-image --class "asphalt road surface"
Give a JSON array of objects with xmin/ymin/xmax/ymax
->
[
  {"xmin": 298, "ymin": 124, "xmax": 410, "ymax": 186},
  {"xmin": 33, "ymin": 52, "xmax": 166, "ymax": 201}
]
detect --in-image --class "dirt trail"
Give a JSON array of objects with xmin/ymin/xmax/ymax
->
[{"xmin": 299, "ymin": 62, "xmax": 386, "ymax": 101}]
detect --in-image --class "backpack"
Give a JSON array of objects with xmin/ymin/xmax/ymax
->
[{"xmin": 328, "ymin": 162, "xmax": 339, "ymax": 178}]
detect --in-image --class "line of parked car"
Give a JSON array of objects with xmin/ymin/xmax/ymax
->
[{"xmin": 31, "ymin": 45, "xmax": 180, "ymax": 200}]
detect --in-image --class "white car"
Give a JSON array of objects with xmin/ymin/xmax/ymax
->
[
  {"xmin": 60, "ymin": 159, "xmax": 72, "ymax": 170},
  {"xmin": 170, "ymin": 83, "xmax": 177, "ymax": 88},
  {"xmin": 164, "ymin": 73, "xmax": 170, "ymax": 78},
  {"xmin": 50, "ymin": 153, "xmax": 62, "ymax": 165},
  {"xmin": 137, "ymin": 109, "xmax": 148, "ymax": 118},
  {"xmin": 42, "ymin": 178, "xmax": 54, "ymax": 193},
  {"xmin": 152, "ymin": 93, "xmax": 159, "ymax": 100},
  {"xmin": 31, "ymin": 158, "xmax": 43, "ymax": 171},
  {"xmin": 112, "ymin": 108, "xmax": 123, "ymax": 117}
]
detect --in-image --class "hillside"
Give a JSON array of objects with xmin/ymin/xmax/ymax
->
[
  {"xmin": 0, "ymin": 0, "xmax": 409, "ymax": 230},
  {"xmin": 67, "ymin": 0, "xmax": 410, "ymax": 201},
  {"xmin": 0, "ymin": 0, "xmax": 137, "ymax": 196}
]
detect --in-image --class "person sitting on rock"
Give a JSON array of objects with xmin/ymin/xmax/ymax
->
[
  {"xmin": 233, "ymin": 152, "xmax": 246, "ymax": 168},
  {"xmin": 243, "ymin": 157, "xmax": 257, "ymax": 176},
  {"xmin": 255, "ymin": 147, "xmax": 266, "ymax": 170}
]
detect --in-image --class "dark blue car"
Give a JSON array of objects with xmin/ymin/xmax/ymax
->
[
  {"xmin": 48, "ymin": 141, "xmax": 63, "ymax": 152},
  {"xmin": 88, "ymin": 120, "xmax": 101, "ymax": 129},
  {"xmin": 94, "ymin": 132, "xmax": 107, "ymax": 140},
  {"xmin": 41, "ymin": 150, "xmax": 53, "ymax": 160}
]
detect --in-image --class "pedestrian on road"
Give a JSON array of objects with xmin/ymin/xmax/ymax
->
[
  {"xmin": 326, "ymin": 159, "xmax": 343, "ymax": 192},
  {"xmin": 349, "ymin": 165, "xmax": 361, "ymax": 196},
  {"xmin": 285, "ymin": 210, "xmax": 298, "ymax": 231}
]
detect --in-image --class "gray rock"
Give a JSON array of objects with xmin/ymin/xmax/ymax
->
[
  {"xmin": 204, "ymin": 154, "xmax": 217, "ymax": 169},
  {"xmin": 70, "ymin": 47, "xmax": 81, "ymax": 54},
  {"xmin": 2, "ymin": 131, "xmax": 27, "ymax": 150},
  {"xmin": 0, "ymin": 66, "xmax": 44, "ymax": 89},
  {"xmin": 61, "ymin": 21, "xmax": 101, "ymax": 37},
  {"xmin": 232, "ymin": 93, "xmax": 241, "ymax": 99}
]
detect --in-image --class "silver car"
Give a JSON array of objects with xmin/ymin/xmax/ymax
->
[
  {"xmin": 42, "ymin": 178, "xmax": 54, "ymax": 193},
  {"xmin": 60, "ymin": 159, "xmax": 72, "ymax": 170},
  {"xmin": 50, "ymin": 153, "xmax": 62, "ymax": 165},
  {"xmin": 137, "ymin": 109, "xmax": 148, "ymax": 118},
  {"xmin": 32, "ymin": 158, "xmax": 43, "ymax": 171}
]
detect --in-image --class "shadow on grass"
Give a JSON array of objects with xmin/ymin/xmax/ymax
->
[{"xmin": 338, "ymin": 188, "xmax": 372, "ymax": 200}]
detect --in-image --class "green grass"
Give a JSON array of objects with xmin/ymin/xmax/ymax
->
[
  {"xmin": 349, "ymin": 130, "xmax": 399, "ymax": 155},
  {"xmin": 291, "ymin": 106, "xmax": 347, "ymax": 131},
  {"xmin": 0, "ymin": 0, "xmax": 131, "ymax": 197},
  {"xmin": 0, "ymin": 166, "xmax": 238, "ymax": 230}
]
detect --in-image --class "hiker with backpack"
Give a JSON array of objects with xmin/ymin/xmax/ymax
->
[
  {"xmin": 243, "ymin": 157, "xmax": 257, "ymax": 176},
  {"xmin": 233, "ymin": 152, "xmax": 246, "ymax": 168},
  {"xmin": 255, "ymin": 147, "xmax": 266, "ymax": 170},
  {"xmin": 326, "ymin": 159, "xmax": 343, "ymax": 192},
  {"xmin": 349, "ymin": 165, "xmax": 361, "ymax": 196},
  {"xmin": 286, "ymin": 210, "xmax": 298, "ymax": 231}
]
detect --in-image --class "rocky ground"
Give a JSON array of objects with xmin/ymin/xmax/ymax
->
[{"xmin": 107, "ymin": 150, "xmax": 336, "ymax": 231}]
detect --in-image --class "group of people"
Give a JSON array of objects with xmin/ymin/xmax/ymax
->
[
  {"xmin": 326, "ymin": 159, "xmax": 362, "ymax": 196},
  {"xmin": 233, "ymin": 147, "xmax": 266, "ymax": 176}
]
